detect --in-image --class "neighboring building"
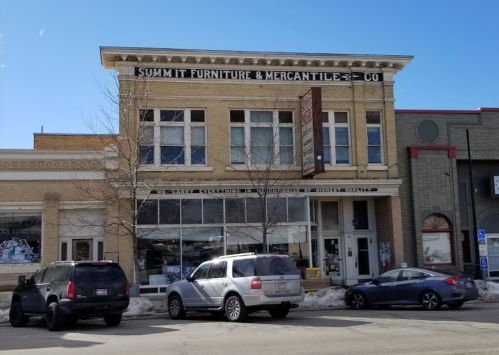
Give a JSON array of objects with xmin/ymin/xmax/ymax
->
[
  {"xmin": 0, "ymin": 134, "xmax": 117, "ymax": 290},
  {"xmin": 100, "ymin": 47, "xmax": 413, "ymax": 289},
  {"xmin": 396, "ymin": 108, "xmax": 499, "ymax": 279}
]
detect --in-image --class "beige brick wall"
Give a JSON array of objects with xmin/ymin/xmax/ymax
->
[{"xmin": 34, "ymin": 134, "xmax": 117, "ymax": 150}]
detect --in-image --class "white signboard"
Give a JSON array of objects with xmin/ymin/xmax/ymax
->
[{"xmin": 479, "ymin": 244, "xmax": 488, "ymax": 257}]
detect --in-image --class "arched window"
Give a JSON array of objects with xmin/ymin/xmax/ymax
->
[{"xmin": 421, "ymin": 214, "xmax": 453, "ymax": 265}]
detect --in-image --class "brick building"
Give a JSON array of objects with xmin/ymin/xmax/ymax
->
[
  {"xmin": 395, "ymin": 108, "xmax": 499, "ymax": 279},
  {"xmin": 0, "ymin": 134, "xmax": 117, "ymax": 290},
  {"xmin": 100, "ymin": 47, "xmax": 413, "ymax": 290}
]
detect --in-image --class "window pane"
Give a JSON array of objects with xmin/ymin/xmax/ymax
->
[
  {"xmin": 161, "ymin": 126, "xmax": 184, "ymax": 145},
  {"xmin": 203, "ymin": 200, "xmax": 223, "ymax": 223},
  {"xmin": 191, "ymin": 147, "xmax": 205, "ymax": 165},
  {"xmin": 191, "ymin": 110, "xmax": 205, "ymax": 122},
  {"xmin": 366, "ymin": 111, "xmax": 381, "ymax": 124},
  {"xmin": 161, "ymin": 146, "xmax": 185, "ymax": 164},
  {"xmin": 279, "ymin": 146, "xmax": 293, "ymax": 164},
  {"xmin": 61, "ymin": 242, "xmax": 68, "ymax": 261},
  {"xmin": 230, "ymin": 110, "xmax": 245, "ymax": 123},
  {"xmin": 138, "ymin": 200, "xmax": 158, "ymax": 224},
  {"xmin": 225, "ymin": 199, "xmax": 245, "ymax": 223},
  {"xmin": 321, "ymin": 202, "xmax": 339, "ymax": 231},
  {"xmin": 182, "ymin": 199, "xmax": 202, "ymax": 224},
  {"xmin": 231, "ymin": 127, "xmax": 244, "ymax": 146},
  {"xmin": 246, "ymin": 198, "xmax": 264, "ymax": 223},
  {"xmin": 368, "ymin": 147, "xmax": 382, "ymax": 164},
  {"xmin": 335, "ymin": 127, "xmax": 349, "ymax": 145},
  {"xmin": 251, "ymin": 146, "xmax": 273, "ymax": 164},
  {"xmin": 323, "ymin": 128, "xmax": 330, "ymax": 145},
  {"xmin": 279, "ymin": 127, "xmax": 293, "ymax": 145},
  {"xmin": 159, "ymin": 200, "xmax": 181, "ymax": 224},
  {"xmin": 231, "ymin": 146, "xmax": 245, "ymax": 164},
  {"xmin": 160, "ymin": 110, "xmax": 184, "ymax": 122},
  {"xmin": 209, "ymin": 261, "xmax": 227, "ymax": 278},
  {"xmin": 138, "ymin": 126, "xmax": 154, "ymax": 145},
  {"xmin": 335, "ymin": 146, "xmax": 350, "ymax": 164},
  {"xmin": 191, "ymin": 127, "xmax": 205, "ymax": 145},
  {"xmin": 98, "ymin": 242, "xmax": 104, "ymax": 261},
  {"xmin": 267, "ymin": 198, "xmax": 287, "ymax": 223},
  {"xmin": 323, "ymin": 146, "xmax": 331, "ymax": 164},
  {"xmin": 140, "ymin": 146, "xmax": 154, "ymax": 164},
  {"xmin": 139, "ymin": 109, "xmax": 154, "ymax": 122},
  {"xmin": 353, "ymin": 201, "xmax": 369, "ymax": 230},
  {"xmin": 288, "ymin": 197, "xmax": 306, "ymax": 222},
  {"xmin": 322, "ymin": 112, "xmax": 329, "ymax": 123},
  {"xmin": 251, "ymin": 127, "xmax": 273, "ymax": 145},
  {"xmin": 422, "ymin": 232, "xmax": 452, "ymax": 264},
  {"xmin": 250, "ymin": 111, "xmax": 272, "ymax": 123},
  {"xmin": 278, "ymin": 111, "xmax": 293, "ymax": 123},
  {"xmin": 334, "ymin": 112, "xmax": 348, "ymax": 124},
  {"xmin": 367, "ymin": 127, "xmax": 381, "ymax": 145},
  {"xmin": 251, "ymin": 127, "xmax": 273, "ymax": 164}
]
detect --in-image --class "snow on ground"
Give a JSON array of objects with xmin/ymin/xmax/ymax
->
[{"xmin": 1, "ymin": 281, "xmax": 499, "ymax": 324}]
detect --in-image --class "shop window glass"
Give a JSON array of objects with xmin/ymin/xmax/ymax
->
[
  {"xmin": 159, "ymin": 200, "xmax": 181, "ymax": 224},
  {"xmin": 181, "ymin": 199, "xmax": 202, "ymax": 224},
  {"xmin": 137, "ymin": 200, "xmax": 158, "ymax": 225},
  {"xmin": 246, "ymin": 198, "xmax": 264, "ymax": 223},
  {"xmin": 353, "ymin": 201, "xmax": 369, "ymax": 230},
  {"xmin": 422, "ymin": 214, "xmax": 453, "ymax": 265},
  {"xmin": 267, "ymin": 198, "xmax": 287, "ymax": 224},
  {"xmin": 321, "ymin": 201, "xmax": 339, "ymax": 231},
  {"xmin": 203, "ymin": 199, "xmax": 223, "ymax": 224},
  {"xmin": 288, "ymin": 197, "xmax": 307, "ymax": 222},
  {"xmin": 227, "ymin": 226, "xmax": 264, "ymax": 254},
  {"xmin": 225, "ymin": 199, "xmax": 245, "ymax": 223},
  {"xmin": 0, "ymin": 213, "xmax": 42, "ymax": 264}
]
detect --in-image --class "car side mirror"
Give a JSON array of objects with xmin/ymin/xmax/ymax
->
[
  {"xmin": 186, "ymin": 276, "xmax": 194, "ymax": 282},
  {"xmin": 18, "ymin": 275, "xmax": 26, "ymax": 285},
  {"xmin": 372, "ymin": 278, "xmax": 379, "ymax": 285}
]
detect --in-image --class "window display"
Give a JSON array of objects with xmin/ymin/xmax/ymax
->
[{"xmin": 0, "ymin": 213, "xmax": 41, "ymax": 264}]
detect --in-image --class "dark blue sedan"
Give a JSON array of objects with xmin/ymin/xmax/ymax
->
[{"xmin": 344, "ymin": 268, "xmax": 479, "ymax": 310}]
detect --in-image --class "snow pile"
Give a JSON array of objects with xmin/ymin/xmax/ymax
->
[
  {"xmin": 0, "ymin": 309, "xmax": 9, "ymax": 324},
  {"xmin": 122, "ymin": 296, "xmax": 156, "ymax": 316},
  {"xmin": 474, "ymin": 280, "xmax": 499, "ymax": 302},
  {"xmin": 297, "ymin": 286, "xmax": 346, "ymax": 310}
]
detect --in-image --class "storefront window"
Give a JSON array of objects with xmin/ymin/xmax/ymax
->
[
  {"xmin": 226, "ymin": 226, "xmax": 264, "ymax": 254},
  {"xmin": 0, "ymin": 213, "xmax": 42, "ymax": 264},
  {"xmin": 422, "ymin": 214, "xmax": 453, "ymax": 265}
]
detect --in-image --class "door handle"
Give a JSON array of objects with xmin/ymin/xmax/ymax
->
[
  {"xmin": 222, "ymin": 282, "xmax": 227, "ymax": 286},
  {"xmin": 355, "ymin": 262, "xmax": 358, "ymax": 268}
]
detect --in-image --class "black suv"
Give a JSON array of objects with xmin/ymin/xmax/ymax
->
[{"xmin": 9, "ymin": 261, "xmax": 130, "ymax": 331}]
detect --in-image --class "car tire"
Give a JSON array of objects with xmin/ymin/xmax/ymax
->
[
  {"xmin": 46, "ymin": 302, "xmax": 64, "ymax": 331},
  {"xmin": 350, "ymin": 292, "xmax": 368, "ymax": 310},
  {"xmin": 268, "ymin": 306, "xmax": 290, "ymax": 318},
  {"xmin": 9, "ymin": 301, "xmax": 29, "ymax": 327},
  {"xmin": 421, "ymin": 291, "xmax": 441, "ymax": 310},
  {"xmin": 64, "ymin": 315, "xmax": 79, "ymax": 326},
  {"xmin": 225, "ymin": 295, "xmax": 247, "ymax": 322},
  {"xmin": 168, "ymin": 295, "xmax": 186, "ymax": 320},
  {"xmin": 104, "ymin": 313, "xmax": 122, "ymax": 326},
  {"xmin": 447, "ymin": 301, "xmax": 464, "ymax": 309}
]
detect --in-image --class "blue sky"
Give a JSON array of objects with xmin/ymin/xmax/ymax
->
[{"xmin": 1, "ymin": 1, "xmax": 498, "ymax": 149}]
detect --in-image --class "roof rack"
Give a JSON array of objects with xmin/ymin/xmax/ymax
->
[{"xmin": 218, "ymin": 252, "xmax": 256, "ymax": 259}]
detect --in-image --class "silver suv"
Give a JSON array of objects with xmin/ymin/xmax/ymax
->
[{"xmin": 165, "ymin": 253, "xmax": 305, "ymax": 322}]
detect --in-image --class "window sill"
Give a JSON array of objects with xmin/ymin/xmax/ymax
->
[
  {"xmin": 366, "ymin": 166, "xmax": 388, "ymax": 171},
  {"xmin": 226, "ymin": 165, "xmax": 302, "ymax": 171},
  {"xmin": 139, "ymin": 166, "xmax": 214, "ymax": 172},
  {"xmin": 325, "ymin": 166, "xmax": 357, "ymax": 171}
]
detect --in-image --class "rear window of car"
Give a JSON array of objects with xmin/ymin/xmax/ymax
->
[
  {"xmin": 256, "ymin": 256, "xmax": 299, "ymax": 276},
  {"xmin": 74, "ymin": 264, "xmax": 126, "ymax": 282}
]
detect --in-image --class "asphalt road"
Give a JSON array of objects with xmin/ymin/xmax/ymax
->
[{"xmin": 1, "ymin": 303, "xmax": 499, "ymax": 355}]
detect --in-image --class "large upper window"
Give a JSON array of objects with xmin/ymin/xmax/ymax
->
[
  {"xmin": 322, "ymin": 111, "xmax": 350, "ymax": 165},
  {"xmin": 230, "ymin": 110, "xmax": 294, "ymax": 166},
  {"xmin": 366, "ymin": 110, "xmax": 383, "ymax": 165},
  {"xmin": 138, "ymin": 108, "xmax": 206, "ymax": 166}
]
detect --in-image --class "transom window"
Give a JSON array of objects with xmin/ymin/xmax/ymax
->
[
  {"xmin": 322, "ymin": 111, "xmax": 350, "ymax": 165},
  {"xmin": 138, "ymin": 108, "xmax": 206, "ymax": 166},
  {"xmin": 230, "ymin": 110, "xmax": 294, "ymax": 165},
  {"xmin": 366, "ymin": 110, "xmax": 383, "ymax": 165}
]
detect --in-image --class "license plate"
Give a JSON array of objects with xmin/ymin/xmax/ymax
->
[
  {"xmin": 278, "ymin": 282, "xmax": 288, "ymax": 291},
  {"xmin": 466, "ymin": 282, "xmax": 472, "ymax": 288},
  {"xmin": 96, "ymin": 289, "xmax": 107, "ymax": 296}
]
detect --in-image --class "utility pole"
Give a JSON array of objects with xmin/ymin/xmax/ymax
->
[{"xmin": 466, "ymin": 129, "xmax": 482, "ymax": 279}]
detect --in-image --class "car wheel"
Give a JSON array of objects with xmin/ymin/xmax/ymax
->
[
  {"xmin": 168, "ymin": 295, "xmax": 186, "ymax": 320},
  {"xmin": 104, "ymin": 313, "xmax": 122, "ymax": 326},
  {"xmin": 9, "ymin": 302, "xmax": 29, "ymax": 327},
  {"xmin": 447, "ymin": 301, "xmax": 464, "ymax": 309},
  {"xmin": 350, "ymin": 292, "xmax": 368, "ymax": 310},
  {"xmin": 225, "ymin": 295, "xmax": 247, "ymax": 322},
  {"xmin": 421, "ymin": 291, "xmax": 441, "ymax": 310},
  {"xmin": 64, "ymin": 315, "xmax": 79, "ymax": 326},
  {"xmin": 268, "ymin": 306, "xmax": 290, "ymax": 318},
  {"xmin": 46, "ymin": 302, "xmax": 64, "ymax": 331}
]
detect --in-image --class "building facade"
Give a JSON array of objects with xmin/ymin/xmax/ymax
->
[
  {"xmin": 0, "ymin": 134, "xmax": 117, "ymax": 290},
  {"xmin": 396, "ymin": 108, "xmax": 499, "ymax": 279},
  {"xmin": 100, "ymin": 47, "xmax": 413, "ymax": 289}
]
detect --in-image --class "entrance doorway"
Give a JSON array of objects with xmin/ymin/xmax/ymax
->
[
  {"xmin": 72, "ymin": 239, "xmax": 93, "ymax": 261},
  {"xmin": 323, "ymin": 237, "xmax": 343, "ymax": 284},
  {"xmin": 355, "ymin": 236, "xmax": 372, "ymax": 279}
]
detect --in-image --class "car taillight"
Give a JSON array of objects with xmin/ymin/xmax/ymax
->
[
  {"xmin": 250, "ymin": 277, "xmax": 262, "ymax": 289},
  {"xmin": 67, "ymin": 282, "xmax": 75, "ymax": 299},
  {"xmin": 126, "ymin": 280, "xmax": 130, "ymax": 297},
  {"xmin": 444, "ymin": 276, "xmax": 462, "ymax": 286}
]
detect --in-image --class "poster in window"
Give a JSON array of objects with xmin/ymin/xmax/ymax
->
[
  {"xmin": 422, "ymin": 232, "xmax": 452, "ymax": 264},
  {"xmin": 379, "ymin": 242, "xmax": 391, "ymax": 267}
]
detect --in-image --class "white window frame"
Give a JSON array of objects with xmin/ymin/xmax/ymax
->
[
  {"xmin": 229, "ymin": 109, "xmax": 295, "ymax": 166},
  {"xmin": 138, "ymin": 108, "xmax": 207, "ymax": 167},
  {"xmin": 322, "ymin": 111, "xmax": 351, "ymax": 166},
  {"xmin": 366, "ymin": 110, "xmax": 383, "ymax": 165}
]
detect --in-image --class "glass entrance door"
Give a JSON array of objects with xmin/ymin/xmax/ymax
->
[
  {"xmin": 355, "ymin": 236, "xmax": 372, "ymax": 279},
  {"xmin": 323, "ymin": 238, "xmax": 343, "ymax": 283},
  {"xmin": 72, "ymin": 239, "xmax": 93, "ymax": 261}
]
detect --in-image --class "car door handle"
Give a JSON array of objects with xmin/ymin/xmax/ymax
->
[{"xmin": 221, "ymin": 282, "xmax": 227, "ymax": 286}]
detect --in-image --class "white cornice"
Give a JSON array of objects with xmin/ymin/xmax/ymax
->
[{"xmin": 0, "ymin": 149, "xmax": 106, "ymax": 161}]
